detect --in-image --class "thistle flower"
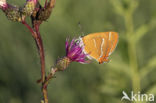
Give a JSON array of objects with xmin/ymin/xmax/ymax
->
[
  {"xmin": 27, "ymin": 0, "xmax": 37, "ymax": 4},
  {"xmin": 55, "ymin": 38, "xmax": 89, "ymax": 71},
  {"xmin": 65, "ymin": 38, "xmax": 88, "ymax": 63},
  {"xmin": 0, "ymin": 0, "xmax": 8, "ymax": 10}
]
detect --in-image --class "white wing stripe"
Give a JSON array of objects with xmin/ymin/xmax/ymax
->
[
  {"xmin": 98, "ymin": 38, "xmax": 105, "ymax": 59},
  {"xmin": 109, "ymin": 32, "xmax": 111, "ymax": 40},
  {"xmin": 93, "ymin": 39, "xmax": 97, "ymax": 48}
]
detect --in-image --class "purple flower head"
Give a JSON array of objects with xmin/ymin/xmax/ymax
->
[
  {"xmin": 27, "ymin": 0, "xmax": 37, "ymax": 4},
  {"xmin": 65, "ymin": 38, "xmax": 89, "ymax": 64},
  {"xmin": 0, "ymin": 0, "xmax": 8, "ymax": 9}
]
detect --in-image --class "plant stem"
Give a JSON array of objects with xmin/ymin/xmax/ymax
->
[
  {"xmin": 22, "ymin": 1, "xmax": 56, "ymax": 102},
  {"xmin": 42, "ymin": 86, "xmax": 48, "ymax": 103},
  {"xmin": 22, "ymin": 21, "xmax": 48, "ymax": 103},
  {"xmin": 44, "ymin": 0, "xmax": 48, "ymax": 8},
  {"xmin": 34, "ymin": 24, "xmax": 48, "ymax": 103},
  {"xmin": 124, "ymin": 13, "xmax": 141, "ymax": 102},
  {"xmin": 34, "ymin": 24, "xmax": 46, "ymax": 83},
  {"xmin": 22, "ymin": 21, "xmax": 37, "ymax": 38},
  {"xmin": 22, "ymin": 21, "xmax": 46, "ymax": 83}
]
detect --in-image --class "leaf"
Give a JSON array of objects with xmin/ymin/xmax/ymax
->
[
  {"xmin": 132, "ymin": 25, "xmax": 149, "ymax": 43},
  {"xmin": 140, "ymin": 56, "xmax": 156, "ymax": 79},
  {"xmin": 109, "ymin": 0, "xmax": 125, "ymax": 16},
  {"xmin": 133, "ymin": 17, "xmax": 156, "ymax": 43},
  {"xmin": 129, "ymin": 0, "xmax": 139, "ymax": 13},
  {"xmin": 146, "ymin": 84, "xmax": 156, "ymax": 95}
]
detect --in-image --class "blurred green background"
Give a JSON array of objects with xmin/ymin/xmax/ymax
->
[{"xmin": 1, "ymin": 0, "xmax": 156, "ymax": 103}]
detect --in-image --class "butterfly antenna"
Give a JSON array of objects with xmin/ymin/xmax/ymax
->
[{"xmin": 78, "ymin": 22, "xmax": 85, "ymax": 36}]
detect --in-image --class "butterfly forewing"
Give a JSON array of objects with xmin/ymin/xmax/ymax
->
[
  {"xmin": 82, "ymin": 36, "xmax": 101, "ymax": 60},
  {"xmin": 82, "ymin": 32, "xmax": 118, "ymax": 63}
]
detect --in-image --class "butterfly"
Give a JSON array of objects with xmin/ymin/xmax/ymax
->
[{"xmin": 80, "ymin": 32, "xmax": 118, "ymax": 64}]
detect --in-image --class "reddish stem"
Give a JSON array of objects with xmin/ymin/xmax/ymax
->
[
  {"xmin": 34, "ymin": 24, "xmax": 48, "ymax": 103},
  {"xmin": 21, "ymin": 1, "xmax": 56, "ymax": 102},
  {"xmin": 22, "ymin": 21, "xmax": 37, "ymax": 38},
  {"xmin": 22, "ymin": 21, "xmax": 46, "ymax": 83},
  {"xmin": 44, "ymin": 68, "xmax": 58, "ymax": 87},
  {"xmin": 34, "ymin": 24, "xmax": 46, "ymax": 83},
  {"xmin": 44, "ymin": 0, "xmax": 48, "ymax": 8},
  {"xmin": 22, "ymin": 21, "xmax": 47, "ymax": 103}
]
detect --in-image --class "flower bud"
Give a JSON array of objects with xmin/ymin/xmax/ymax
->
[
  {"xmin": 1, "ymin": 0, "xmax": 37, "ymax": 22},
  {"xmin": 1, "ymin": 1, "xmax": 22, "ymax": 22},
  {"xmin": 4, "ymin": 5, "xmax": 23, "ymax": 22},
  {"xmin": 55, "ymin": 57, "xmax": 71, "ymax": 71},
  {"xmin": 37, "ymin": 0, "xmax": 55, "ymax": 21},
  {"xmin": 22, "ymin": 0, "xmax": 37, "ymax": 16}
]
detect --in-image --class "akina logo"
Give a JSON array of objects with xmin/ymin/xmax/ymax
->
[{"xmin": 121, "ymin": 91, "xmax": 154, "ymax": 102}]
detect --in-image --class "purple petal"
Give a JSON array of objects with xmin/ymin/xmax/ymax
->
[
  {"xmin": 68, "ymin": 38, "xmax": 75, "ymax": 50},
  {"xmin": 0, "ymin": 0, "xmax": 8, "ymax": 9},
  {"xmin": 65, "ymin": 38, "xmax": 69, "ymax": 55},
  {"xmin": 27, "ymin": 0, "xmax": 37, "ymax": 4},
  {"xmin": 67, "ymin": 46, "xmax": 81, "ymax": 57},
  {"xmin": 65, "ymin": 38, "xmax": 89, "ymax": 64}
]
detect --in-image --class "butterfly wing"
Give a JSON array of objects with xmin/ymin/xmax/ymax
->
[
  {"xmin": 99, "ymin": 32, "xmax": 118, "ymax": 63},
  {"xmin": 108, "ymin": 32, "xmax": 119, "ymax": 55},
  {"xmin": 82, "ymin": 32, "xmax": 118, "ymax": 64},
  {"xmin": 82, "ymin": 34, "xmax": 102, "ymax": 61}
]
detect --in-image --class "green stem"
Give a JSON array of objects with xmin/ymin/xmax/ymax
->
[{"xmin": 124, "ymin": 13, "xmax": 141, "ymax": 102}]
